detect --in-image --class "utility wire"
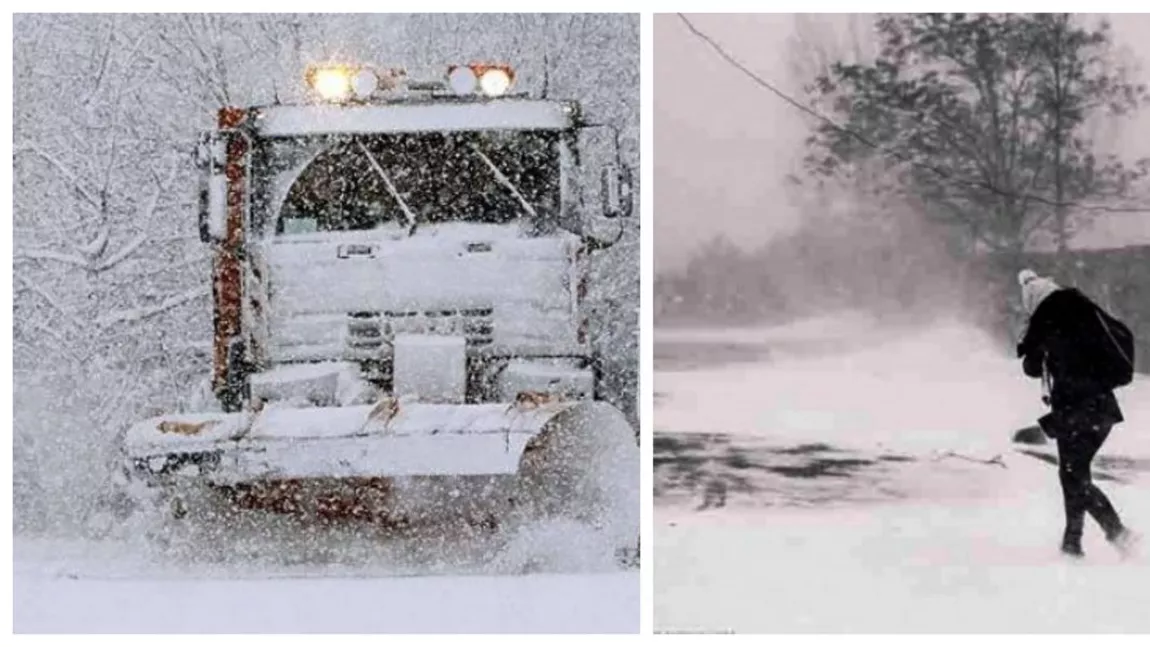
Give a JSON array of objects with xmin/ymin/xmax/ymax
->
[{"xmin": 675, "ymin": 13, "xmax": 1150, "ymax": 215}]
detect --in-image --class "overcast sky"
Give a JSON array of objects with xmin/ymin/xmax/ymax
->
[{"xmin": 654, "ymin": 13, "xmax": 1150, "ymax": 272}]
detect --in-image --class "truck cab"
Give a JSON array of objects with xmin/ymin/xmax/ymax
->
[{"xmin": 195, "ymin": 63, "xmax": 634, "ymax": 413}]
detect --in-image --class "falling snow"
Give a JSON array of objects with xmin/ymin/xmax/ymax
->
[{"xmin": 14, "ymin": 13, "xmax": 638, "ymax": 633}]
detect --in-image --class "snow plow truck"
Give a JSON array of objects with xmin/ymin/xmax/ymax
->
[{"xmin": 109, "ymin": 63, "xmax": 638, "ymax": 563}]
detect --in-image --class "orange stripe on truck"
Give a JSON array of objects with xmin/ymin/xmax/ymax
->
[{"xmin": 212, "ymin": 107, "xmax": 248, "ymax": 394}]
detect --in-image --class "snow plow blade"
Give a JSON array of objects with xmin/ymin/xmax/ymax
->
[
  {"xmin": 123, "ymin": 399, "xmax": 633, "ymax": 484},
  {"xmin": 114, "ymin": 397, "xmax": 638, "ymax": 561}
]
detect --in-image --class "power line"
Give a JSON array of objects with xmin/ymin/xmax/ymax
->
[{"xmin": 675, "ymin": 13, "xmax": 1150, "ymax": 215}]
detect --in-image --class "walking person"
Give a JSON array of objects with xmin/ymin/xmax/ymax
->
[{"xmin": 1016, "ymin": 269, "xmax": 1140, "ymax": 558}]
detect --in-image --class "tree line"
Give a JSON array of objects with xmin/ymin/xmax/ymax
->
[{"xmin": 660, "ymin": 13, "xmax": 1148, "ymax": 327}]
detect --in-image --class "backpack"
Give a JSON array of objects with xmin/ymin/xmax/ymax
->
[{"xmin": 1092, "ymin": 303, "xmax": 1136, "ymax": 389}]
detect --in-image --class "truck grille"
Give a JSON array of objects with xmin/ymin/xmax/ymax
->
[{"xmin": 345, "ymin": 307, "xmax": 494, "ymax": 357}]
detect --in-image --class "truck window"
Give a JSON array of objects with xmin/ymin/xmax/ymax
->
[{"xmin": 270, "ymin": 131, "xmax": 560, "ymax": 235}]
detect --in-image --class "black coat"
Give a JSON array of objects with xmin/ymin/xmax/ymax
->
[{"xmin": 1017, "ymin": 287, "xmax": 1124, "ymax": 425}]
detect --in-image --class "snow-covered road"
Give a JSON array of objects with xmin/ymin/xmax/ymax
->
[
  {"xmin": 14, "ymin": 535, "xmax": 638, "ymax": 633},
  {"xmin": 15, "ymin": 513, "xmax": 638, "ymax": 633},
  {"xmin": 654, "ymin": 315, "xmax": 1150, "ymax": 633},
  {"xmin": 15, "ymin": 567, "xmax": 636, "ymax": 633}
]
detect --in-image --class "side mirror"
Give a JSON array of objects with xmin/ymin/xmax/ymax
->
[
  {"xmin": 600, "ymin": 164, "xmax": 634, "ymax": 219},
  {"xmin": 193, "ymin": 135, "xmax": 212, "ymax": 170},
  {"xmin": 578, "ymin": 124, "xmax": 633, "ymax": 223},
  {"xmin": 196, "ymin": 133, "xmax": 228, "ymax": 244}
]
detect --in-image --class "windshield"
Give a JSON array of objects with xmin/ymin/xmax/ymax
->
[{"xmin": 252, "ymin": 131, "xmax": 562, "ymax": 236}]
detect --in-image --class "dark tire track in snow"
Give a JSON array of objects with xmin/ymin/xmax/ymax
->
[
  {"xmin": 654, "ymin": 432, "xmax": 917, "ymax": 510},
  {"xmin": 653, "ymin": 341, "xmax": 771, "ymax": 372},
  {"xmin": 654, "ymin": 432, "xmax": 1150, "ymax": 511}
]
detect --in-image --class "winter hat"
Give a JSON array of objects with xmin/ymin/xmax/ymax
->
[{"xmin": 1018, "ymin": 268, "xmax": 1061, "ymax": 316}]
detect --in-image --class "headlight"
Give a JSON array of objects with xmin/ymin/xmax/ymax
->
[
  {"xmin": 351, "ymin": 68, "xmax": 379, "ymax": 99},
  {"xmin": 307, "ymin": 65, "xmax": 353, "ymax": 102},
  {"xmin": 448, "ymin": 65, "xmax": 478, "ymax": 95},
  {"xmin": 448, "ymin": 64, "xmax": 515, "ymax": 96},
  {"xmin": 479, "ymin": 68, "xmax": 513, "ymax": 96}
]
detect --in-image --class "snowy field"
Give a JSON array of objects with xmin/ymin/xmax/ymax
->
[
  {"xmin": 15, "ymin": 523, "xmax": 638, "ymax": 633},
  {"xmin": 654, "ymin": 314, "xmax": 1150, "ymax": 633}
]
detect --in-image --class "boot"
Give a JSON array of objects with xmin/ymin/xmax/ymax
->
[
  {"xmin": 1062, "ymin": 523, "xmax": 1085, "ymax": 559},
  {"xmin": 1109, "ymin": 528, "xmax": 1142, "ymax": 559},
  {"xmin": 1060, "ymin": 542, "xmax": 1085, "ymax": 559}
]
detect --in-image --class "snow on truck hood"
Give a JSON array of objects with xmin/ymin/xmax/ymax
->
[
  {"xmin": 262, "ymin": 223, "xmax": 584, "ymax": 362},
  {"xmin": 265, "ymin": 222, "xmax": 579, "ymax": 260},
  {"xmin": 270, "ymin": 221, "xmax": 575, "ymax": 244}
]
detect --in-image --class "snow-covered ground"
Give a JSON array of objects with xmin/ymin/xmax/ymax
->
[
  {"xmin": 654, "ymin": 311, "xmax": 882, "ymax": 347},
  {"xmin": 15, "ymin": 522, "xmax": 638, "ymax": 633},
  {"xmin": 16, "ymin": 469, "xmax": 639, "ymax": 634},
  {"xmin": 18, "ymin": 574, "xmax": 634, "ymax": 634},
  {"xmin": 656, "ymin": 315, "xmax": 1150, "ymax": 459},
  {"xmin": 654, "ymin": 314, "xmax": 1150, "ymax": 633},
  {"xmin": 15, "ymin": 549, "xmax": 635, "ymax": 633},
  {"xmin": 657, "ymin": 478, "xmax": 1150, "ymax": 633}
]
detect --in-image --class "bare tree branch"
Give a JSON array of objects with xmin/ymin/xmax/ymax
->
[
  {"xmin": 95, "ymin": 286, "xmax": 210, "ymax": 329},
  {"xmin": 13, "ymin": 272, "xmax": 85, "ymax": 332},
  {"xmin": 14, "ymin": 143, "xmax": 103, "ymax": 213}
]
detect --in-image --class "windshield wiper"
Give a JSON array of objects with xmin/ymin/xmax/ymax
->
[
  {"xmin": 468, "ymin": 143, "xmax": 538, "ymax": 221},
  {"xmin": 355, "ymin": 139, "xmax": 418, "ymax": 234}
]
